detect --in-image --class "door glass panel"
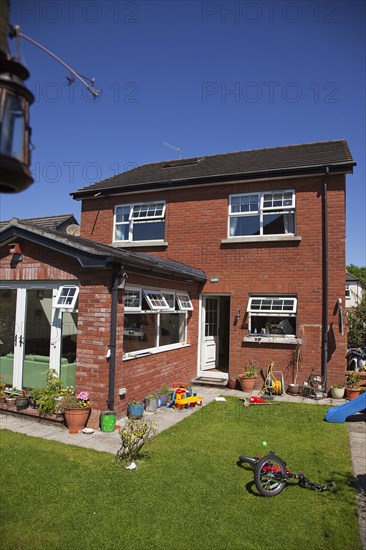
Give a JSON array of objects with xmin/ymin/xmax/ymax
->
[
  {"xmin": 205, "ymin": 298, "xmax": 218, "ymax": 337},
  {"xmin": 60, "ymin": 311, "xmax": 77, "ymax": 387},
  {"xmin": 22, "ymin": 289, "xmax": 52, "ymax": 389},
  {"xmin": 0, "ymin": 289, "xmax": 17, "ymax": 386}
]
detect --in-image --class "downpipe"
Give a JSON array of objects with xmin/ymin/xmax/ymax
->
[
  {"xmin": 107, "ymin": 267, "xmax": 124, "ymax": 411},
  {"xmin": 322, "ymin": 167, "xmax": 329, "ymax": 388}
]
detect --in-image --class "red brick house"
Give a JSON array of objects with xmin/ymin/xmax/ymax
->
[{"xmin": 0, "ymin": 140, "xmax": 355, "ymax": 416}]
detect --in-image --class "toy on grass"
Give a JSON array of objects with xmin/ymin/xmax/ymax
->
[{"xmin": 244, "ymin": 395, "xmax": 282, "ymax": 407}]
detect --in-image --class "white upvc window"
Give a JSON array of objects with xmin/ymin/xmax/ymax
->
[
  {"xmin": 162, "ymin": 291, "xmax": 176, "ymax": 310},
  {"xmin": 54, "ymin": 285, "xmax": 79, "ymax": 309},
  {"xmin": 124, "ymin": 288, "xmax": 142, "ymax": 311},
  {"xmin": 143, "ymin": 289, "xmax": 170, "ymax": 311},
  {"xmin": 176, "ymin": 292, "xmax": 194, "ymax": 311},
  {"xmin": 123, "ymin": 285, "xmax": 193, "ymax": 358},
  {"xmin": 114, "ymin": 201, "xmax": 166, "ymax": 242},
  {"xmin": 229, "ymin": 190, "xmax": 295, "ymax": 237},
  {"xmin": 247, "ymin": 295, "xmax": 297, "ymax": 337}
]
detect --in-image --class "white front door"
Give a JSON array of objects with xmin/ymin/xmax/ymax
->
[{"xmin": 201, "ymin": 296, "xmax": 219, "ymax": 371}]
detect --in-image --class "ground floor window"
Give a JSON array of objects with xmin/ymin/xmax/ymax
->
[
  {"xmin": 247, "ymin": 295, "xmax": 297, "ymax": 338},
  {"xmin": 123, "ymin": 285, "xmax": 191, "ymax": 357}
]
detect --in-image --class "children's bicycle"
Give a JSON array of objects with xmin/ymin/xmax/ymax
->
[{"xmin": 239, "ymin": 452, "xmax": 336, "ymax": 497}]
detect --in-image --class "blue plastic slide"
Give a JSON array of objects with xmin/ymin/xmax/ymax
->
[{"xmin": 325, "ymin": 392, "xmax": 366, "ymax": 423}]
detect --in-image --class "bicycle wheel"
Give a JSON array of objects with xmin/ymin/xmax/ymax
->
[{"xmin": 254, "ymin": 454, "xmax": 287, "ymax": 497}]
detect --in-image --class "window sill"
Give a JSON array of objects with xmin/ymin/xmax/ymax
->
[
  {"xmin": 123, "ymin": 343, "xmax": 191, "ymax": 361},
  {"xmin": 221, "ymin": 235, "xmax": 302, "ymax": 245},
  {"xmin": 112, "ymin": 241, "xmax": 168, "ymax": 248},
  {"xmin": 244, "ymin": 336, "xmax": 302, "ymax": 345}
]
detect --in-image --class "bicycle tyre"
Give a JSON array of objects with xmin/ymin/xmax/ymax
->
[{"xmin": 254, "ymin": 454, "xmax": 287, "ymax": 497}]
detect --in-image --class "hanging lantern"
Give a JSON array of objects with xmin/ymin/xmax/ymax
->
[{"xmin": 0, "ymin": 50, "xmax": 34, "ymax": 193}]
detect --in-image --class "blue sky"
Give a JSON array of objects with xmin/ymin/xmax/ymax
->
[{"xmin": 1, "ymin": 0, "xmax": 365, "ymax": 265}]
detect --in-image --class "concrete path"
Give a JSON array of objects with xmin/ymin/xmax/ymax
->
[{"xmin": 1, "ymin": 386, "xmax": 365, "ymax": 548}]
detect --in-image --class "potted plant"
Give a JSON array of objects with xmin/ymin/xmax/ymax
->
[
  {"xmin": 238, "ymin": 361, "xmax": 259, "ymax": 393},
  {"xmin": 16, "ymin": 390, "xmax": 30, "ymax": 411},
  {"xmin": 345, "ymin": 373, "xmax": 362, "ymax": 400},
  {"xmin": 227, "ymin": 377, "xmax": 237, "ymax": 390},
  {"xmin": 32, "ymin": 369, "xmax": 62, "ymax": 416},
  {"xmin": 5, "ymin": 388, "xmax": 22, "ymax": 407},
  {"xmin": 145, "ymin": 394, "xmax": 158, "ymax": 412},
  {"xmin": 157, "ymin": 387, "xmax": 170, "ymax": 407},
  {"xmin": 61, "ymin": 391, "xmax": 91, "ymax": 434},
  {"xmin": 127, "ymin": 400, "xmax": 144, "ymax": 419},
  {"xmin": 286, "ymin": 343, "xmax": 302, "ymax": 395},
  {"xmin": 0, "ymin": 379, "xmax": 6, "ymax": 405},
  {"xmin": 330, "ymin": 383, "xmax": 345, "ymax": 399}
]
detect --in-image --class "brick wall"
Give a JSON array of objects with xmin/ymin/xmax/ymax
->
[
  {"xmin": 0, "ymin": 238, "xmax": 202, "ymax": 420},
  {"xmin": 79, "ymin": 173, "xmax": 347, "ymax": 388}
]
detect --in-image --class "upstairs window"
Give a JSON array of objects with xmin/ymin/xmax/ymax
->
[
  {"xmin": 247, "ymin": 295, "xmax": 297, "ymax": 338},
  {"xmin": 229, "ymin": 190, "xmax": 295, "ymax": 237},
  {"xmin": 114, "ymin": 201, "xmax": 166, "ymax": 242}
]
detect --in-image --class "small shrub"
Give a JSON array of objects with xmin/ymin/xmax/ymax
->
[{"xmin": 116, "ymin": 418, "xmax": 157, "ymax": 463}]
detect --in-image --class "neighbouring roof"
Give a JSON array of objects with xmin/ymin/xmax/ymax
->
[
  {"xmin": 346, "ymin": 271, "xmax": 366, "ymax": 287},
  {"xmin": 0, "ymin": 214, "xmax": 78, "ymax": 232},
  {"xmin": 0, "ymin": 218, "xmax": 207, "ymax": 283},
  {"xmin": 72, "ymin": 139, "xmax": 355, "ymax": 199}
]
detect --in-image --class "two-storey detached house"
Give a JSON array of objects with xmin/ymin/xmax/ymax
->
[{"xmin": 0, "ymin": 140, "xmax": 355, "ymax": 419}]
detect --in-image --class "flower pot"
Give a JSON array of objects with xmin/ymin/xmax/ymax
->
[
  {"xmin": 64, "ymin": 407, "xmax": 91, "ymax": 434},
  {"xmin": 100, "ymin": 410, "xmax": 117, "ymax": 432},
  {"xmin": 145, "ymin": 396, "xmax": 158, "ymax": 412},
  {"xmin": 345, "ymin": 387, "xmax": 362, "ymax": 401},
  {"xmin": 5, "ymin": 397, "xmax": 16, "ymax": 408},
  {"xmin": 228, "ymin": 378, "xmax": 237, "ymax": 390},
  {"xmin": 127, "ymin": 402, "xmax": 144, "ymax": 419},
  {"xmin": 287, "ymin": 384, "xmax": 300, "ymax": 395},
  {"xmin": 238, "ymin": 376, "xmax": 256, "ymax": 393},
  {"xmin": 16, "ymin": 398, "xmax": 29, "ymax": 411},
  {"xmin": 158, "ymin": 394, "xmax": 169, "ymax": 407},
  {"xmin": 331, "ymin": 386, "xmax": 345, "ymax": 399}
]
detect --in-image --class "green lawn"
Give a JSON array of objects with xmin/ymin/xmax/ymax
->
[{"xmin": 0, "ymin": 399, "xmax": 361, "ymax": 550}]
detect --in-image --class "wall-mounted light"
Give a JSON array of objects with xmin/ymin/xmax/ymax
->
[
  {"xmin": 235, "ymin": 308, "xmax": 241, "ymax": 319},
  {"xmin": 9, "ymin": 242, "xmax": 23, "ymax": 266},
  {"xmin": 210, "ymin": 276, "xmax": 219, "ymax": 283}
]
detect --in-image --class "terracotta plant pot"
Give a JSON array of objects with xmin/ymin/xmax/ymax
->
[
  {"xmin": 345, "ymin": 387, "xmax": 361, "ymax": 401},
  {"xmin": 238, "ymin": 376, "xmax": 256, "ymax": 393},
  {"xmin": 64, "ymin": 407, "xmax": 91, "ymax": 434},
  {"xmin": 228, "ymin": 378, "xmax": 237, "ymax": 390}
]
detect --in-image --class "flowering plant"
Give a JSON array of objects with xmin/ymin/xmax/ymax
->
[{"xmin": 61, "ymin": 391, "xmax": 90, "ymax": 409}]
